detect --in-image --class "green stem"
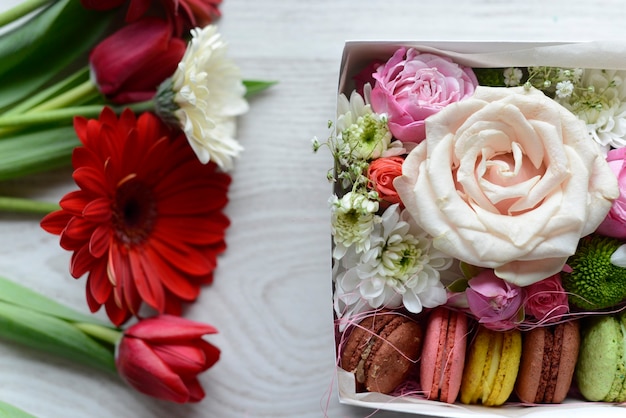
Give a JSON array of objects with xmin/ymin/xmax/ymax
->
[
  {"xmin": 5, "ymin": 67, "xmax": 91, "ymax": 116},
  {"xmin": 0, "ymin": 0, "xmax": 55, "ymax": 28},
  {"xmin": 74, "ymin": 322, "xmax": 122, "ymax": 347},
  {"xmin": 0, "ymin": 100, "xmax": 155, "ymax": 126},
  {"xmin": 0, "ymin": 196, "xmax": 59, "ymax": 215},
  {"xmin": 29, "ymin": 79, "xmax": 100, "ymax": 113}
]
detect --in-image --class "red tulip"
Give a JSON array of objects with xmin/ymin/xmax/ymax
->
[
  {"xmin": 89, "ymin": 17, "xmax": 186, "ymax": 103},
  {"xmin": 116, "ymin": 315, "xmax": 220, "ymax": 403},
  {"xmin": 80, "ymin": 0, "xmax": 126, "ymax": 11},
  {"xmin": 81, "ymin": 0, "xmax": 221, "ymax": 34}
]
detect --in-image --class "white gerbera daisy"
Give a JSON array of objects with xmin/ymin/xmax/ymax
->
[{"xmin": 157, "ymin": 25, "xmax": 249, "ymax": 171}]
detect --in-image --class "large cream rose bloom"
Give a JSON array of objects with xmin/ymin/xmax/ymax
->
[{"xmin": 394, "ymin": 86, "xmax": 619, "ymax": 286}]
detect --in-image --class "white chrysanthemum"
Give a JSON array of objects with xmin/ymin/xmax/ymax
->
[
  {"xmin": 333, "ymin": 204, "xmax": 451, "ymax": 319},
  {"xmin": 330, "ymin": 192, "xmax": 379, "ymax": 260},
  {"xmin": 335, "ymin": 89, "xmax": 398, "ymax": 162},
  {"xmin": 171, "ymin": 25, "xmax": 249, "ymax": 171},
  {"xmin": 562, "ymin": 69, "xmax": 626, "ymax": 150}
]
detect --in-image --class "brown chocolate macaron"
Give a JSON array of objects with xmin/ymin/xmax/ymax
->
[
  {"xmin": 341, "ymin": 311, "xmax": 422, "ymax": 394},
  {"xmin": 515, "ymin": 321, "xmax": 580, "ymax": 404}
]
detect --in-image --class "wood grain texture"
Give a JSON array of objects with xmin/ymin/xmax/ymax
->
[{"xmin": 2, "ymin": 0, "xmax": 626, "ymax": 417}]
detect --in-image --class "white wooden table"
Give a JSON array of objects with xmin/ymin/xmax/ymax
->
[{"xmin": 1, "ymin": 1, "xmax": 626, "ymax": 417}]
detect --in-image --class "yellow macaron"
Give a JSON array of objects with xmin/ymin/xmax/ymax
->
[{"xmin": 460, "ymin": 326, "xmax": 522, "ymax": 406}]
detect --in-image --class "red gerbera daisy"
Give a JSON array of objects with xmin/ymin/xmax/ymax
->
[{"xmin": 40, "ymin": 107, "xmax": 231, "ymax": 326}]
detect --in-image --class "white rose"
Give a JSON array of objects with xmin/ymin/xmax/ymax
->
[{"xmin": 394, "ymin": 86, "xmax": 619, "ymax": 286}]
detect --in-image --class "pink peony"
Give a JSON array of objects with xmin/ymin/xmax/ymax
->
[
  {"xmin": 367, "ymin": 156, "xmax": 404, "ymax": 208},
  {"xmin": 596, "ymin": 147, "xmax": 626, "ymax": 238},
  {"xmin": 370, "ymin": 47, "xmax": 477, "ymax": 143},
  {"xmin": 525, "ymin": 274, "xmax": 569, "ymax": 323},
  {"xmin": 466, "ymin": 269, "xmax": 524, "ymax": 331}
]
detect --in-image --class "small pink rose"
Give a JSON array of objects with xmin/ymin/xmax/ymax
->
[
  {"xmin": 466, "ymin": 269, "xmax": 524, "ymax": 331},
  {"xmin": 596, "ymin": 147, "xmax": 626, "ymax": 239},
  {"xmin": 367, "ymin": 156, "xmax": 404, "ymax": 208},
  {"xmin": 525, "ymin": 274, "xmax": 569, "ymax": 323},
  {"xmin": 370, "ymin": 47, "xmax": 477, "ymax": 143},
  {"xmin": 353, "ymin": 59, "xmax": 383, "ymax": 97}
]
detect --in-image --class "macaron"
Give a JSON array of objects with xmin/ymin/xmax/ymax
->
[
  {"xmin": 340, "ymin": 311, "xmax": 422, "ymax": 394},
  {"xmin": 460, "ymin": 326, "xmax": 522, "ymax": 406},
  {"xmin": 419, "ymin": 307, "xmax": 468, "ymax": 403},
  {"xmin": 515, "ymin": 321, "xmax": 580, "ymax": 404},
  {"xmin": 576, "ymin": 312, "xmax": 626, "ymax": 402}
]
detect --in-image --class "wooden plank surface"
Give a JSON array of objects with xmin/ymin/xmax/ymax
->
[{"xmin": 1, "ymin": 0, "xmax": 626, "ymax": 417}]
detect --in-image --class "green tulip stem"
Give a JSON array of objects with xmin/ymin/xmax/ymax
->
[
  {"xmin": 4, "ymin": 67, "xmax": 91, "ymax": 116},
  {"xmin": 0, "ymin": 196, "xmax": 59, "ymax": 215},
  {"xmin": 0, "ymin": 100, "xmax": 156, "ymax": 127},
  {"xmin": 74, "ymin": 322, "xmax": 123, "ymax": 347},
  {"xmin": 0, "ymin": 0, "xmax": 55, "ymax": 28},
  {"xmin": 29, "ymin": 79, "xmax": 100, "ymax": 113}
]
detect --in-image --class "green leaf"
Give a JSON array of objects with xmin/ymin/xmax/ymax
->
[
  {"xmin": 0, "ymin": 400, "xmax": 37, "ymax": 418},
  {"xmin": 243, "ymin": 80, "xmax": 277, "ymax": 97},
  {"xmin": 446, "ymin": 277, "xmax": 470, "ymax": 293},
  {"xmin": 0, "ymin": 0, "xmax": 115, "ymax": 110},
  {"xmin": 0, "ymin": 302, "xmax": 116, "ymax": 373},
  {"xmin": 0, "ymin": 276, "xmax": 109, "ymax": 327},
  {"xmin": 0, "ymin": 0, "xmax": 53, "ymax": 29},
  {"xmin": 0, "ymin": 125, "xmax": 78, "ymax": 180}
]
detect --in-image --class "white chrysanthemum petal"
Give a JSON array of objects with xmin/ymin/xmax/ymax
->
[
  {"xmin": 171, "ymin": 25, "xmax": 249, "ymax": 171},
  {"xmin": 332, "ymin": 204, "xmax": 450, "ymax": 318}
]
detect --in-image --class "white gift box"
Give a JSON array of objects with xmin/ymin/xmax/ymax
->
[{"xmin": 332, "ymin": 40, "xmax": 626, "ymax": 417}]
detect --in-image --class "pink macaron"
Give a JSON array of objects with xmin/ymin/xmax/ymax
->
[{"xmin": 420, "ymin": 307, "xmax": 469, "ymax": 403}]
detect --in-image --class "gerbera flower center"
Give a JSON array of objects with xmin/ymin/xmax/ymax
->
[{"xmin": 112, "ymin": 176, "xmax": 158, "ymax": 245}]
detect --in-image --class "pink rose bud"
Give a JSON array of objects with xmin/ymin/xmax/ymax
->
[
  {"xmin": 466, "ymin": 269, "xmax": 524, "ymax": 331},
  {"xmin": 524, "ymin": 273, "xmax": 569, "ymax": 323},
  {"xmin": 89, "ymin": 17, "xmax": 186, "ymax": 103},
  {"xmin": 367, "ymin": 156, "xmax": 404, "ymax": 208},
  {"xmin": 596, "ymin": 147, "xmax": 626, "ymax": 239},
  {"xmin": 116, "ymin": 315, "xmax": 220, "ymax": 403},
  {"xmin": 370, "ymin": 47, "xmax": 477, "ymax": 143}
]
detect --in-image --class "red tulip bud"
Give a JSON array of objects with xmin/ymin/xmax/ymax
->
[
  {"xmin": 89, "ymin": 17, "xmax": 186, "ymax": 103},
  {"xmin": 116, "ymin": 315, "xmax": 220, "ymax": 403}
]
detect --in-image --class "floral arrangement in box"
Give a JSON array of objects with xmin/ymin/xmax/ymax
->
[
  {"xmin": 0, "ymin": 0, "xmax": 273, "ymax": 411},
  {"xmin": 315, "ymin": 42, "xmax": 626, "ymax": 412}
]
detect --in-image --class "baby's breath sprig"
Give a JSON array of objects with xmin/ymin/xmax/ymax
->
[
  {"xmin": 312, "ymin": 119, "xmax": 379, "ymax": 198},
  {"xmin": 523, "ymin": 66, "xmax": 583, "ymax": 99}
]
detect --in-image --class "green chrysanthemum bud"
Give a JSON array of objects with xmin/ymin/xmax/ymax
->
[{"xmin": 562, "ymin": 234, "xmax": 626, "ymax": 310}]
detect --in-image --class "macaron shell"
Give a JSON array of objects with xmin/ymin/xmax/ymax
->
[
  {"xmin": 340, "ymin": 313, "xmax": 396, "ymax": 382},
  {"xmin": 551, "ymin": 321, "xmax": 580, "ymax": 403},
  {"xmin": 364, "ymin": 318, "xmax": 422, "ymax": 393},
  {"xmin": 440, "ymin": 310, "xmax": 468, "ymax": 403},
  {"xmin": 515, "ymin": 326, "xmax": 545, "ymax": 403},
  {"xmin": 340, "ymin": 312, "xmax": 422, "ymax": 394},
  {"xmin": 461, "ymin": 326, "xmax": 521, "ymax": 406},
  {"xmin": 419, "ymin": 307, "xmax": 447, "ymax": 400},
  {"xmin": 460, "ymin": 326, "xmax": 493, "ymax": 404},
  {"xmin": 484, "ymin": 329, "xmax": 521, "ymax": 406},
  {"xmin": 576, "ymin": 315, "xmax": 621, "ymax": 401}
]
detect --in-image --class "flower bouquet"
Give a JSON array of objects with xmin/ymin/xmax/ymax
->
[
  {"xmin": 318, "ymin": 41, "xmax": 626, "ymax": 416},
  {"xmin": 0, "ymin": 0, "xmax": 274, "ymax": 409}
]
